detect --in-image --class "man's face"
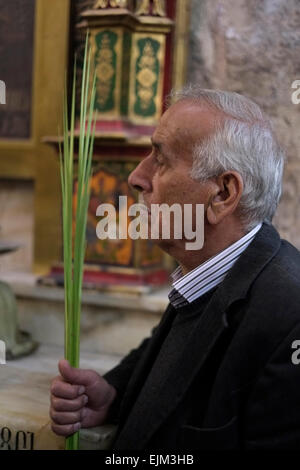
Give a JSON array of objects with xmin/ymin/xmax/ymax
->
[{"xmin": 128, "ymin": 100, "xmax": 220, "ymax": 253}]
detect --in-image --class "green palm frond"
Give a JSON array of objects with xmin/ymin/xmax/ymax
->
[{"xmin": 59, "ymin": 32, "xmax": 97, "ymax": 451}]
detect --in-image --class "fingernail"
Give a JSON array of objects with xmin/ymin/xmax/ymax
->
[
  {"xmin": 83, "ymin": 395, "xmax": 88, "ymax": 405},
  {"xmin": 73, "ymin": 422, "xmax": 81, "ymax": 432},
  {"xmin": 78, "ymin": 386, "xmax": 85, "ymax": 395}
]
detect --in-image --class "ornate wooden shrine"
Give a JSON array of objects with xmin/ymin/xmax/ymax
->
[{"xmin": 43, "ymin": 0, "xmax": 190, "ymax": 290}]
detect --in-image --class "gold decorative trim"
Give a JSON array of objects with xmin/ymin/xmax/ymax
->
[
  {"xmin": 136, "ymin": 41, "xmax": 158, "ymax": 110},
  {"xmin": 90, "ymin": 27, "xmax": 123, "ymax": 118},
  {"xmin": 172, "ymin": 0, "xmax": 191, "ymax": 92},
  {"xmin": 128, "ymin": 33, "xmax": 165, "ymax": 124}
]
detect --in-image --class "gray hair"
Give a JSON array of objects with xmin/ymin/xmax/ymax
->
[{"xmin": 169, "ymin": 86, "xmax": 285, "ymax": 231}]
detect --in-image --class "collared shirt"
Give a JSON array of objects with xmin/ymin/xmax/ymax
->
[{"xmin": 168, "ymin": 223, "xmax": 262, "ymax": 309}]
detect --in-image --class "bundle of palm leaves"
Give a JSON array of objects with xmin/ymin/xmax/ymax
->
[{"xmin": 59, "ymin": 33, "xmax": 97, "ymax": 451}]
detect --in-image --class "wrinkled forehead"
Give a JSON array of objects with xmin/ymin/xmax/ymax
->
[{"xmin": 154, "ymin": 99, "xmax": 224, "ymax": 149}]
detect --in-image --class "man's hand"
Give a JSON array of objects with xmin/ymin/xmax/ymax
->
[{"xmin": 50, "ymin": 359, "xmax": 117, "ymax": 437}]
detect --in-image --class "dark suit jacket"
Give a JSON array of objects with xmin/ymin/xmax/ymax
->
[{"xmin": 103, "ymin": 222, "xmax": 300, "ymax": 450}]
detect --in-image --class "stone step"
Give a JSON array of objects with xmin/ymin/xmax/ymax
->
[
  {"xmin": 0, "ymin": 272, "xmax": 169, "ymax": 357},
  {"xmin": 0, "ymin": 345, "xmax": 121, "ymax": 450}
]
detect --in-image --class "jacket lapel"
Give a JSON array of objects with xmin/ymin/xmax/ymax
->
[
  {"xmin": 116, "ymin": 302, "xmax": 178, "ymax": 425},
  {"xmin": 114, "ymin": 223, "xmax": 281, "ymax": 450}
]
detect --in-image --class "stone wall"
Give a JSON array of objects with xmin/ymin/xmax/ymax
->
[{"xmin": 187, "ymin": 0, "xmax": 300, "ymax": 247}]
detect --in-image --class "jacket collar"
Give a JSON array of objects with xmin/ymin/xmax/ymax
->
[
  {"xmin": 216, "ymin": 222, "xmax": 281, "ymax": 312},
  {"xmin": 114, "ymin": 222, "xmax": 281, "ymax": 449}
]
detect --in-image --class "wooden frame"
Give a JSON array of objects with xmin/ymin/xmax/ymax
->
[{"xmin": 0, "ymin": 0, "xmax": 71, "ymax": 273}]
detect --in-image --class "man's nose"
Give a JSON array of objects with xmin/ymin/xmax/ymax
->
[{"xmin": 128, "ymin": 159, "xmax": 152, "ymax": 193}]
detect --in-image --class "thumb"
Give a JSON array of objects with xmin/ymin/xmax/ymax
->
[{"xmin": 58, "ymin": 358, "xmax": 97, "ymax": 387}]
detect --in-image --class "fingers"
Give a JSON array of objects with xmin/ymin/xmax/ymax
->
[
  {"xmin": 51, "ymin": 394, "xmax": 88, "ymax": 412},
  {"xmin": 51, "ymin": 422, "xmax": 81, "ymax": 437},
  {"xmin": 58, "ymin": 359, "xmax": 98, "ymax": 387},
  {"xmin": 51, "ymin": 375, "xmax": 86, "ymax": 400},
  {"xmin": 50, "ymin": 408, "xmax": 82, "ymax": 425},
  {"xmin": 50, "ymin": 393, "xmax": 88, "ymax": 437},
  {"xmin": 50, "ymin": 359, "xmax": 105, "ymax": 437}
]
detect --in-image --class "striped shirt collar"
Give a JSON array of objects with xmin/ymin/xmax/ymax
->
[{"xmin": 168, "ymin": 223, "xmax": 262, "ymax": 309}]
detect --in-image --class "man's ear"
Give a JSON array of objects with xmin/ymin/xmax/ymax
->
[{"xmin": 207, "ymin": 171, "xmax": 244, "ymax": 225}]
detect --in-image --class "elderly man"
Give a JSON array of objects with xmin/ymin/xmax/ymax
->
[{"xmin": 50, "ymin": 87, "xmax": 300, "ymax": 450}]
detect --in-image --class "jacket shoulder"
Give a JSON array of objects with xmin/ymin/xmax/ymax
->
[
  {"xmin": 222, "ymin": 237, "xmax": 300, "ymax": 384},
  {"xmin": 250, "ymin": 238, "xmax": 300, "ymax": 316}
]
